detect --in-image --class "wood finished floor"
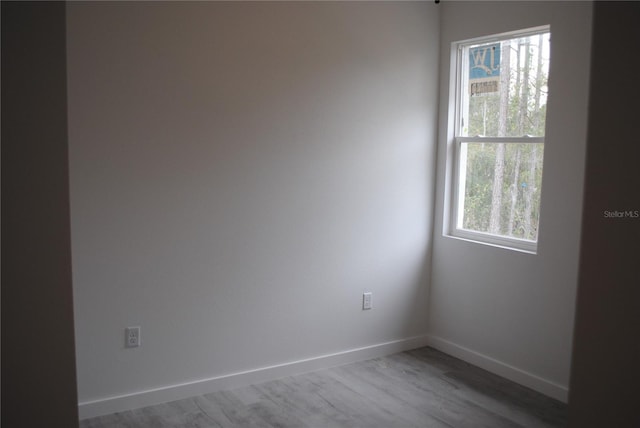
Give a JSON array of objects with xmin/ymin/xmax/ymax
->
[{"xmin": 80, "ymin": 347, "xmax": 566, "ymax": 428}]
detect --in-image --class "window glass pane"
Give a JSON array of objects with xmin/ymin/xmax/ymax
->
[
  {"xmin": 458, "ymin": 142, "xmax": 544, "ymax": 241},
  {"xmin": 461, "ymin": 33, "xmax": 550, "ymax": 138}
]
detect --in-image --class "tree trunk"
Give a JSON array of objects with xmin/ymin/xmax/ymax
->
[
  {"xmin": 534, "ymin": 34, "xmax": 544, "ymax": 134},
  {"xmin": 521, "ymin": 36, "xmax": 537, "ymax": 239},
  {"xmin": 514, "ymin": 42, "xmax": 521, "ymax": 134},
  {"xmin": 489, "ymin": 143, "xmax": 505, "ymax": 234},
  {"xmin": 489, "ymin": 40, "xmax": 511, "ymax": 234},
  {"xmin": 482, "ymin": 98, "xmax": 487, "ymax": 136},
  {"xmin": 507, "ymin": 148, "xmax": 522, "ymax": 236},
  {"xmin": 498, "ymin": 40, "xmax": 510, "ymax": 137},
  {"xmin": 523, "ymin": 145, "xmax": 538, "ymax": 239},
  {"xmin": 519, "ymin": 39, "xmax": 531, "ymax": 136}
]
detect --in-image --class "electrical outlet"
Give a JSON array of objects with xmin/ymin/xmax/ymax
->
[
  {"xmin": 125, "ymin": 326, "xmax": 141, "ymax": 348},
  {"xmin": 363, "ymin": 292, "xmax": 373, "ymax": 310}
]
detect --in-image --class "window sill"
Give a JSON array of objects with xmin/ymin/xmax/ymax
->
[{"xmin": 446, "ymin": 229, "xmax": 538, "ymax": 255}]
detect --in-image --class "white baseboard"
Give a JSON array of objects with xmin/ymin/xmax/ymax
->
[
  {"xmin": 426, "ymin": 334, "xmax": 569, "ymax": 403},
  {"xmin": 78, "ymin": 334, "xmax": 430, "ymax": 420}
]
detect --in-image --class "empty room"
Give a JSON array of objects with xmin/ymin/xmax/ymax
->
[{"xmin": 2, "ymin": 1, "xmax": 638, "ymax": 428}]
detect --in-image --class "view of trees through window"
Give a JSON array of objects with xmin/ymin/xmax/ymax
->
[{"xmin": 458, "ymin": 31, "xmax": 550, "ymax": 242}]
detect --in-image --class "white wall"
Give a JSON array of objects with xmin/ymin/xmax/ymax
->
[
  {"xmin": 429, "ymin": 1, "xmax": 593, "ymax": 401},
  {"xmin": 67, "ymin": 1, "xmax": 439, "ymax": 416}
]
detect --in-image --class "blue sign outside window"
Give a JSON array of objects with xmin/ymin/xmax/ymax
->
[{"xmin": 469, "ymin": 43, "xmax": 501, "ymax": 79}]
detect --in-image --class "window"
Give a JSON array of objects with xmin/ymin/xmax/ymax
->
[{"xmin": 449, "ymin": 26, "xmax": 550, "ymax": 253}]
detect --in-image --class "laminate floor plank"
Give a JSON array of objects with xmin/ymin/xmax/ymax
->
[
  {"xmin": 322, "ymin": 368, "xmax": 443, "ymax": 427},
  {"xmin": 404, "ymin": 348, "xmax": 561, "ymax": 428},
  {"xmin": 80, "ymin": 347, "xmax": 567, "ymax": 428},
  {"xmin": 202, "ymin": 390, "xmax": 274, "ymax": 428},
  {"xmin": 189, "ymin": 395, "xmax": 234, "ymax": 428},
  {"xmin": 250, "ymin": 378, "xmax": 349, "ymax": 427},
  {"xmin": 355, "ymin": 354, "xmax": 529, "ymax": 428},
  {"xmin": 277, "ymin": 374, "xmax": 366, "ymax": 427},
  {"xmin": 298, "ymin": 371, "xmax": 427, "ymax": 428},
  {"xmin": 328, "ymin": 359, "xmax": 516, "ymax": 428}
]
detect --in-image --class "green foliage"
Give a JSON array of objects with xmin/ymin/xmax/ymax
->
[{"xmin": 462, "ymin": 143, "xmax": 544, "ymax": 240}]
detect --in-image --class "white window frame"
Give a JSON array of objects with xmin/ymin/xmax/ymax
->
[{"xmin": 448, "ymin": 26, "xmax": 550, "ymax": 254}]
